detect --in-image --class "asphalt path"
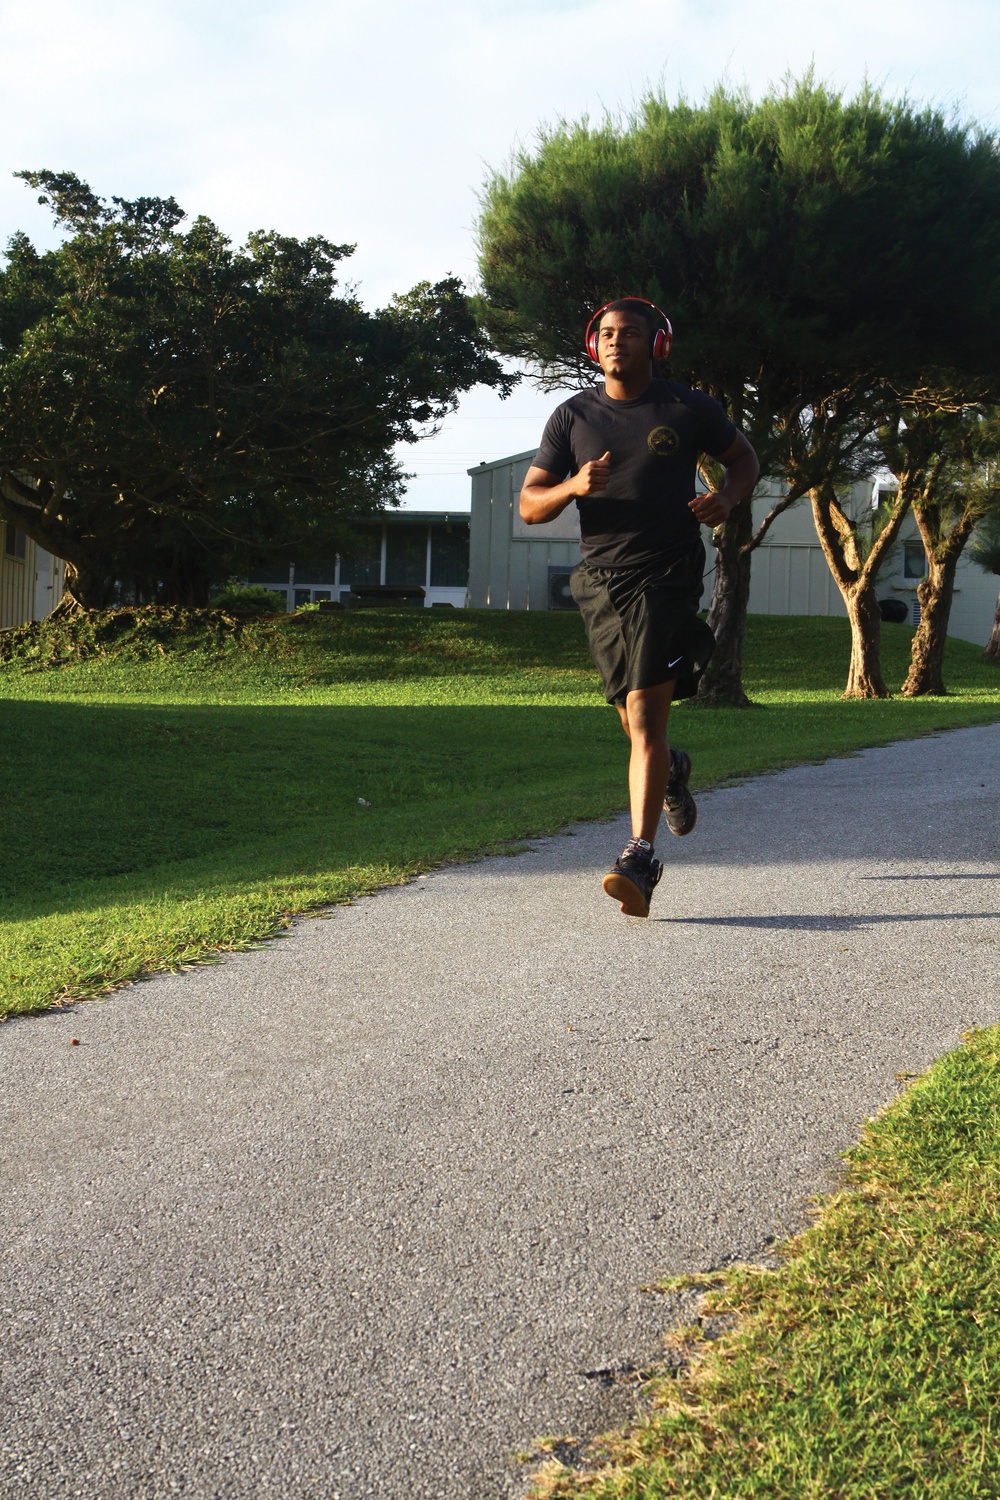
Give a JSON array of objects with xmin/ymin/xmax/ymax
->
[{"xmin": 3, "ymin": 723, "xmax": 1000, "ymax": 1498}]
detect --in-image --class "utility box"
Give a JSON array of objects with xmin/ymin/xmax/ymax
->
[{"xmin": 547, "ymin": 565, "xmax": 578, "ymax": 610}]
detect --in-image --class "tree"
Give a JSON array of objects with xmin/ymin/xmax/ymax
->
[
  {"xmin": 878, "ymin": 406, "xmax": 1000, "ymax": 695},
  {"xmin": 0, "ymin": 171, "xmax": 513, "ymax": 607},
  {"xmin": 475, "ymin": 78, "xmax": 1000, "ymax": 701},
  {"xmin": 969, "ymin": 511, "xmax": 1000, "ymax": 663}
]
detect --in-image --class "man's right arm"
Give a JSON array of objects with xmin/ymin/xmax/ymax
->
[{"xmin": 519, "ymin": 452, "xmax": 611, "ymax": 524}]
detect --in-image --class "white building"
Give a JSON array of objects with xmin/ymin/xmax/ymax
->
[
  {"xmin": 1, "ymin": 523, "xmax": 66, "ymax": 629},
  {"xmin": 250, "ymin": 510, "xmax": 470, "ymax": 610}
]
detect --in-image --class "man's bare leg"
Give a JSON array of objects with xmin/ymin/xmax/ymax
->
[{"xmin": 616, "ymin": 681, "xmax": 675, "ymax": 843}]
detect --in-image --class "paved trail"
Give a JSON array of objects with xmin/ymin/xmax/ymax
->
[{"xmin": 3, "ymin": 724, "xmax": 999, "ymax": 1498}]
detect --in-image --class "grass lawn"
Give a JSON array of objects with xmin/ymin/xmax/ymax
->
[
  {"xmin": 1, "ymin": 606, "xmax": 999, "ymax": 1022},
  {"xmin": 531, "ymin": 1025, "xmax": 1000, "ymax": 1499},
  {"xmin": 4, "ymin": 603, "xmax": 1000, "ymax": 1497}
]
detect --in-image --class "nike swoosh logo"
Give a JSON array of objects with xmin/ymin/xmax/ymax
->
[{"xmin": 667, "ymin": 656, "xmax": 683, "ymax": 669}]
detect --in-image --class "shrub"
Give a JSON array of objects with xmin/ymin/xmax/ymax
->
[{"xmin": 209, "ymin": 584, "xmax": 286, "ymax": 616}]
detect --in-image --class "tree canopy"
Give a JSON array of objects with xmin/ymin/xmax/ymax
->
[
  {"xmin": 0, "ymin": 171, "xmax": 513, "ymax": 606},
  {"xmin": 478, "ymin": 77, "xmax": 1000, "ymax": 405},
  {"xmin": 475, "ymin": 77, "xmax": 1000, "ymax": 697}
]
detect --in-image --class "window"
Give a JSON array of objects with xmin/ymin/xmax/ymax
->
[
  {"xmin": 294, "ymin": 560, "xmax": 337, "ymax": 586},
  {"xmin": 338, "ymin": 524, "xmax": 382, "ymax": 586},
  {"xmin": 902, "ymin": 541, "xmax": 927, "ymax": 580},
  {"xmin": 249, "ymin": 556, "xmax": 336, "ymax": 586},
  {"xmin": 4, "ymin": 523, "xmax": 26, "ymax": 560},
  {"xmin": 249, "ymin": 557, "xmax": 291, "ymax": 585},
  {"xmin": 430, "ymin": 523, "xmax": 470, "ymax": 587},
  {"xmin": 385, "ymin": 525, "xmax": 427, "ymax": 586}
]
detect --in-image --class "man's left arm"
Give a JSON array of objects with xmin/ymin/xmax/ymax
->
[{"xmin": 688, "ymin": 432, "xmax": 760, "ymax": 528}]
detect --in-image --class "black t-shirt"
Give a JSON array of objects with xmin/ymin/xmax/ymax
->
[{"xmin": 533, "ymin": 379, "xmax": 738, "ymax": 568}]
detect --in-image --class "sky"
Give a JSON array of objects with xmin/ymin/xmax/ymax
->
[{"xmin": 3, "ymin": 0, "xmax": 999, "ymax": 511}]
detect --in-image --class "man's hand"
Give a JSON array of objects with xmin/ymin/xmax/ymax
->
[
  {"xmin": 573, "ymin": 450, "xmax": 611, "ymax": 497},
  {"xmin": 519, "ymin": 451, "xmax": 611, "ymax": 524},
  {"xmin": 688, "ymin": 490, "xmax": 734, "ymax": 527},
  {"xmin": 688, "ymin": 433, "xmax": 759, "ymax": 528}
]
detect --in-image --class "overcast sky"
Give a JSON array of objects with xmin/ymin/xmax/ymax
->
[{"xmin": 3, "ymin": 0, "xmax": 998, "ymax": 510}]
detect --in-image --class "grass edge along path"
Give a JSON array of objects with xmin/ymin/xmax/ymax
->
[
  {"xmin": 529, "ymin": 1024, "xmax": 1000, "ymax": 1500},
  {"xmin": 5, "ymin": 701, "xmax": 999, "ymax": 1023},
  {"xmin": 3, "ymin": 610, "xmax": 999, "ymax": 1021}
]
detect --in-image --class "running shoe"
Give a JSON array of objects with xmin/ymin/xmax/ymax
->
[
  {"xmin": 664, "ymin": 748, "xmax": 696, "ymax": 836},
  {"xmin": 602, "ymin": 837, "xmax": 662, "ymax": 918}
]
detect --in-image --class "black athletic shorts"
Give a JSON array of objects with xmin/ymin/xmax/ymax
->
[{"xmin": 570, "ymin": 541, "xmax": 716, "ymax": 706}]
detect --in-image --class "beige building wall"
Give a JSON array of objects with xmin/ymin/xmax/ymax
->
[
  {"xmin": 746, "ymin": 481, "xmax": 1000, "ymax": 648},
  {"xmin": 1, "ymin": 525, "xmax": 66, "ymax": 629},
  {"xmin": 468, "ymin": 451, "xmax": 583, "ymax": 609},
  {"xmin": 470, "ymin": 457, "xmax": 1000, "ymax": 648}
]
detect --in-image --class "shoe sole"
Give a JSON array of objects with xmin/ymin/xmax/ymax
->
[{"xmin": 602, "ymin": 870, "xmax": 651, "ymax": 918}]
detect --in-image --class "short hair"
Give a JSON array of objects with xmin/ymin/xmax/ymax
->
[{"xmin": 597, "ymin": 299, "xmax": 658, "ymax": 336}]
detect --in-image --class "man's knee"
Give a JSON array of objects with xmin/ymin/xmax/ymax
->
[
  {"xmin": 626, "ymin": 706, "xmax": 664, "ymax": 744},
  {"xmin": 624, "ymin": 685, "xmax": 673, "ymax": 742}
]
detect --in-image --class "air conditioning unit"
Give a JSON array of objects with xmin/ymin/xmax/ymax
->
[
  {"xmin": 548, "ymin": 565, "xmax": 577, "ymax": 611},
  {"xmin": 878, "ymin": 597, "xmax": 909, "ymax": 624}
]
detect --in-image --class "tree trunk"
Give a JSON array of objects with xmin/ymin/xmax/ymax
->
[
  {"xmin": 159, "ymin": 569, "xmax": 214, "ymax": 608},
  {"xmin": 842, "ymin": 583, "xmax": 889, "ymax": 698},
  {"xmin": 985, "ymin": 590, "xmax": 1000, "ymax": 663},
  {"xmin": 900, "ymin": 551, "xmax": 960, "ymax": 695},
  {"xmin": 809, "ymin": 484, "xmax": 910, "ymax": 700},
  {"xmin": 695, "ymin": 499, "xmax": 754, "ymax": 707},
  {"xmin": 61, "ymin": 557, "xmax": 119, "ymax": 610}
]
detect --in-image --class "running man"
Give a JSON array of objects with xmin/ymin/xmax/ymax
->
[{"xmin": 519, "ymin": 297, "xmax": 759, "ymax": 918}]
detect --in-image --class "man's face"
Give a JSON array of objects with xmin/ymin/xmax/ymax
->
[{"xmin": 597, "ymin": 310, "xmax": 652, "ymax": 378}]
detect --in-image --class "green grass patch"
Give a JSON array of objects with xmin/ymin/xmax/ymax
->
[
  {"xmin": 2, "ymin": 608, "xmax": 998, "ymax": 1019},
  {"xmin": 530, "ymin": 1025, "xmax": 1000, "ymax": 1499}
]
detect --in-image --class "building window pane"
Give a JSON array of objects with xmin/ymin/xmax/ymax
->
[
  {"xmin": 249, "ymin": 557, "xmax": 291, "ymax": 586},
  {"xmin": 294, "ymin": 559, "xmax": 337, "ymax": 586},
  {"xmin": 430, "ymin": 524, "xmax": 470, "ymax": 587},
  {"xmin": 339, "ymin": 524, "xmax": 382, "ymax": 586},
  {"xmin": 385, "ymin": 525, "xmax": 426, "ymax": 586},
  {"xmin": 4, "ymin": 523, "xmax": 26, "ymax": 560},
  {"xmin": 903, "ymin": 542, "xmax": 926, "ymax": 579}
]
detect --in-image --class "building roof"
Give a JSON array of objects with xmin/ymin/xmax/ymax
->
[
  {"xmin": 467, "ymin": 451, "xmax": 536, "ymax": 475},
  {"xmin": 374, "ymin": 509, "xmax": 470, "ymax": 524}
]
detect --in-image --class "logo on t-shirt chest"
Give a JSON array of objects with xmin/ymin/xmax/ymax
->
[{"xmin": 646, "ymin": 424, "xmax": 681, "ymax": 457}]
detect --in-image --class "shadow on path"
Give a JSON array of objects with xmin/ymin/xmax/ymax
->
[
  {"xmin": 660, "ymin": 911, "xmax": 1000, "ymax": 930},
  {"xmin": 859, "ymin": 873, "xmax": 1000, "ymax": 882}
]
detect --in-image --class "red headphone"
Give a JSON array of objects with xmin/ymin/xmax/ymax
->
[{"xmin": 585, "ymin": 297, "xmax": 673, "ymax": 365}]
